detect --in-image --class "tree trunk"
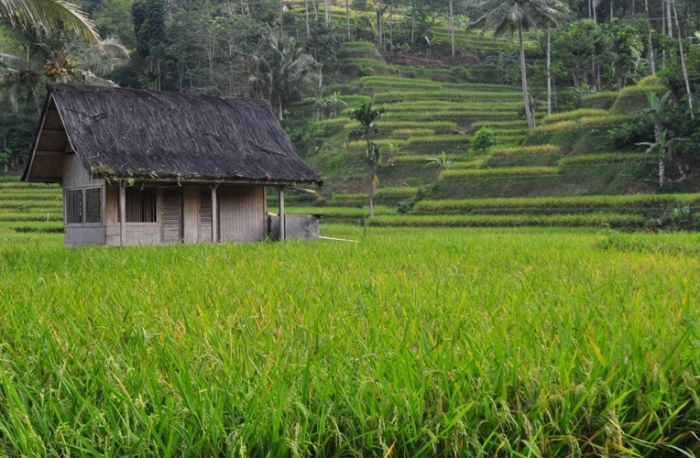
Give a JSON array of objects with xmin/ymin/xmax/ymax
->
[
  {"xmin": 346, "ymin": 0, "xmax": 350, "ymax": 39},
  {"xmin": 644, "ymin": 0, "xmax": 655, "ymax": 74},
  {"xmin": 610, "ymin": 0, "xmax": 613, "ymax": 20},
  {"xmin": 305, "ymin": 0, "xmax": 310, "ymax": 40},
  {"xmin": 389, "ymin": 6, "xmax": 393, "ymax": 53},
  {"xmin": 449, "ymin": 0, "xmax": 455, "ymax": 58},
  {"xmin": 547, "ymin": 24, "xmax": 552, "ymax": 115},
  {"xmin": 518, "ymin": 24, "xmax": 535, "ymax": 129},
  {"xmin": 369, "ymin": 176, "xmax": 374, "ymax": 217},
  {"xmin": 671, "ymin": 0, "xmax": 693, "ymax": 114},
  {"xmin": 324, "ymin": 0, "xmax": 330, "ymax": 25},
  {"xmin": 666, "ymin": 0, "xmax": 672, "ymax": 38},
  {"xmin": 655, "ymin": 121, "xmax": 664, "ymax": 187},
  {"xmin": 588, "ymin": 0, "xmax": 592, "ymax": 19},
  {"xmin": 593, "ymin": 0, "xmax": 597, "ymax": 23}
]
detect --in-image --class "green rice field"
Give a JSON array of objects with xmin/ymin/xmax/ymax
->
[{"xmin": 0, "ymin": 223, "xmax": 699, "ymax": 456}]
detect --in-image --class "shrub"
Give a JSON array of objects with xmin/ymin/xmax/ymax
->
[
  {"xmin": 440, "ymin": 167, "xmax": 558, "ymax": 179},
  {"xmin": 472, "ymin": 128, "xmax": 496, "ymax": 155}
]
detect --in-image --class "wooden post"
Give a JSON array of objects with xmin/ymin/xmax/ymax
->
[
  {"xmin": 279, "ymin": 187, "xmax": 286, "ymax": 241},
  {"xmin": 119, "ymin": 180, "xmax": 126, "ymax": 246},
  {"xmin": 211, "ymin": 184, "xmax": 219, "ymax": 243}
]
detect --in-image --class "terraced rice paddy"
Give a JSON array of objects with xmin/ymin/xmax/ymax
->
[{"xmin": 1, "ymin": 224, "xmax": 699, "ymax": 456}]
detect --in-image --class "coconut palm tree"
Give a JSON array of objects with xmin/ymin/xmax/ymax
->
[
  {"xmin": 467, "ymin": 0, "xmax": 567, "ymax": 129},
  {"xmin": 349, "ymin": 99, "xmax": 384, "ymax": 217},
  {"xmin": 1, "ymin": 28, "xmax": 128, "ymax": 112},
  {"xmin": 0, "ymin": 0, "xmax": 100, "ymax": 45},
  {"xmin": 252, "ymin": 30, "xmax": 318, "ymax": 120}
]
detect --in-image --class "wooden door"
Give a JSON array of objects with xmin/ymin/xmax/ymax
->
[{"xmin": 161, "ymin": 188, "xmax": 183, "ymax": 243}]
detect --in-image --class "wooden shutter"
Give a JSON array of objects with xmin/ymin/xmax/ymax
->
[
  {"xmin": 198, "ymin": 189, "xmax": 212, "ymax": 242},
  {"xmin": 162, "ymin": 188, "xmax": 183, "ymax": 243}
]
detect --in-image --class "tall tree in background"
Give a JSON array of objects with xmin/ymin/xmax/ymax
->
[
  {"xmin": 468, "ymin": 0, "xmax": 567, "ymax": 129},
  {"xmin": 0, "ymin": 0, "xmax": 100, "ymax": 44},
  {"xmin": 132, "ymin": 0, "xmax": 166, "ymax": 90},
  {"xmin": 253, "ymin": 30, "xmax": 318, "ymax": 120},
  {"xmin": 349, "ymin": 99, "xmax": 384, "ymax": 217}
]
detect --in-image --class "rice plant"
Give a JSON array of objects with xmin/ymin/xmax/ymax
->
[
  {"xmin": 413, "ymin": 193, "xmax": 700, "ymax": 212},
  {"xmin": 440, "ymin": 166, "xmax": 558, "ymax": 179},
  {"xmin": 0, "ymin": 226, "xmax": 698, "ymax": 456},
  {"xmin": 490, "ymin": 145, "xmax": 560, "ymax": 156},
  {"xmin": 559, "ymin": 153, "xmax": 656, "ymax": 166}
]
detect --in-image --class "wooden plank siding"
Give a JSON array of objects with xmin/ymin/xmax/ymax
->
[
  {"xmin": 198, "ymin": 189, "xmax": 213, "ymax": 243},
  {"xmin": 219, "ymin": 185, "xmax": 266, "ymax": 242},
  {"xmin": 161, "ymin": 188, "xmax": 183, "ymax": 243}
]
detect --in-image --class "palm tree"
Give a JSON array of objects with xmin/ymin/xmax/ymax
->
[
  {"xmin": 0, "ymin": 0, "xmax": 100, "ymax": 45},
  {"xmin": 252, "ymin": 30, "xmax": 318, "ymax": 120},
  {"xmin": 1, "ymin": 28, "xmax": 128, "ymax": 112},
  {"xmin": 467, "ymin": 0, "xmax": 567, "ymax": 129},
  {"xmin": 349, "ymin": 99, "xmax": 384, "ymax": 217},
  {"xmin": 639, "ymin": 90, "xmax": 671, "ymax": 188}
]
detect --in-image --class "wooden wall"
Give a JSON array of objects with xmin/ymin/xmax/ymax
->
[
  {"xmin": 219, "ymin": 185, "xmax": 266, "ymax": 242},
  {"xmin": 94, "ymin": 182, "xmax": 268, "ymax": 246},
  {"xmin": 63, "ymin": 154, "xmax": 106, "ymax": 247}
]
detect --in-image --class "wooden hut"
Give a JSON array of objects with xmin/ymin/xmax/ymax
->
[{"xmin": 22, "ymin": 84, "xmax": 322, "ymax": 247}]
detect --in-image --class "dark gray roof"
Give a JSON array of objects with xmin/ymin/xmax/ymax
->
[{"xmin": 31, "ymin": 84, "xmax": 321, "ymax": 184}]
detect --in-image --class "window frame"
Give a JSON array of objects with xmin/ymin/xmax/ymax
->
[
  {"xmin": 64, "ymin": 186, "xmax": 104, "ymax": 226},
  {"xmin": 120, "ymin": 186, "xmax": 158, "ymax": 224}
]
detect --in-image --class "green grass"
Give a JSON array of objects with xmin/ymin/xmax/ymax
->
[
  {"xmin": 1, "ymin": 226, "xmax": 699, "ymax": 455},
  {"xmin": 490, "ymin": 144, "xmax": 559, "ymax": 156},
  {"xmin": 559, "ymin": 152, "xmax": 656, "ymax": 166},
  {"xmin": 391, "ymin": 128, "xmax": 435, "ymax": 138},
  {"xmin": 413, "ymin": 193, "xmax": 700, "ymax": 213},
  {"xmin": 541, "ymin": 109, "xmax": 609, "ymax": 125},
  {"xmin": 375, "ymin": 120, "xmax": 458, "ymax": 130},
  {"xmin": 610, "ymin": 84, "xmax": 668, "ymax": 115},
  {"xmin": 374, "ymin": 90, "xmax": 524, "ymax": 102},
  {"xmin": 441, "ymin": 166, "xmax": 558, "ymax": 179},
  {"xmin": 577, "ymin": 114, "xmax": 635, "ymax": 128},
  {"xmin": 285, "ymin": 206, "xmax": 393, "ymax": 217},
  {"xmin": 580, "ymin": 92, "xmax": 619, "ymax": 109},
  {"xmin": 405, "ymin": 135, "xmax": 471, "ymax": 146},
  {"xmin": 370, "ymin": 213, "xmax": 645, "ymax": 227}
]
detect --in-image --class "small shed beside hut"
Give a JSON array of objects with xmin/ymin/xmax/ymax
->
[{"xmin": 22, "ymin": 84, "xmax": 322, "ymax": 247}]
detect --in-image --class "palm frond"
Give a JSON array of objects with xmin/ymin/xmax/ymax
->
[{"xmin": 0, "ymin": 0, "xmax": 100, "ymax": 45}]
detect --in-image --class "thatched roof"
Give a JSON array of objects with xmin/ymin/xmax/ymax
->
[{"xmin": 23, "ymin": 84, "xmax": 322, "ymax": 184}]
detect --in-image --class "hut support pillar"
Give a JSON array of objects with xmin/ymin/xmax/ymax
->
[
  {"xmin": 279, "ymin": 187, "xmax": 286, "ymax": 241},
  {"xmin": 211, "ymin": 184, "xmax": 219, "ymax": 243},
  {"xmin": 119, "ymin": 180, "xmax": 126, "ymax": 246}
]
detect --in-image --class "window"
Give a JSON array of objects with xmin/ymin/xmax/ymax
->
[
  {"xmin": 126, "ymin": 187, "xmax": 157, "ymax": 223},
  {"xmin": 85, "ymin": 188, "xmax": 102, "ymax": 223},
  {"xmin": 66, "ymin": 187, "xmax": 102, "ymax": 224},
  {"xmin": 66, "ymin": 190, "xmax": 82, "ymax": 224}
]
